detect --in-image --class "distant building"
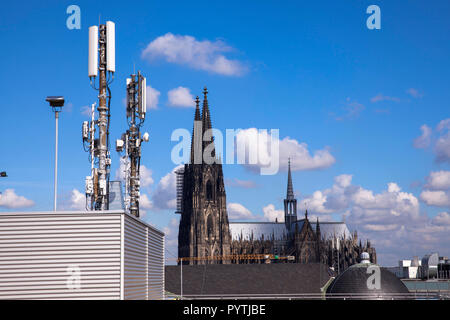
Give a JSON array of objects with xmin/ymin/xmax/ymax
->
[
  {"xmin": 177, "ymin": 88, "xmax": 376, "ymax": 271},
  {"xmin": 387, "ymin": 257, "xmax": 421, "ymax": 279},
  {"xmin": 421, "ymin": 253, "xmax": 439, "ymax": 279},
  {"xmin": 387, "ymin": 253, "xmax": 450, "ymax": 280}
]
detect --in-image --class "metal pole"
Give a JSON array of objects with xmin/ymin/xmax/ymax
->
[
  {"xmin": 54, "ymin": 111, "xmax": 59, "ymax": 211},
  {"xmin": 128, "ymin": 74, "xmax": 139, "ymax": 217},
  {"xmin": 97, "ymin": 24, "xmax": 109, "ymax": 210},
  {"xmin": 181, "ymin": 258, "xmax": 183, "ymax": 300}
]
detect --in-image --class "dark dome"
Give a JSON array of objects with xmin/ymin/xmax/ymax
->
[{"xmin": 326, "ymin": 262, "xmax": 410, "ymax": 300}]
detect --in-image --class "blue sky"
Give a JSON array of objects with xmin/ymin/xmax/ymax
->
[{"xmin": 0, "ymin": 1, "xmax": 449, "ymax": 266}]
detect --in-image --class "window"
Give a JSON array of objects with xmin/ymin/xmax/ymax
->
[
  {"xmin": 206, "ymin": 180, "xmax": 213, "ymax": 200},
  {"xmin": 207, "ymin": 214, "xmax": 214, "ymax": 238}
]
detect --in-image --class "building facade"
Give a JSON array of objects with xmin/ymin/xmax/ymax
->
[{"xmin": 177, "ymin": 89, "xmax": 376, "ymax": 270}]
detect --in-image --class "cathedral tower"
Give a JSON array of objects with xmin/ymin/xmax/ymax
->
[
  {"xmin": 177, "ymin": 87, "xmax": 231, "ymax": 265},
  {"xmin": 284, "ymin": 159, "xmax": 297, "ymax": 227}
]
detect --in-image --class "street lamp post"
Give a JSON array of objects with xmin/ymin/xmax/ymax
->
[
  {"xmin": 46, "ymin": 96, "xmax": 64, "ymax": 211},
  {"xmin": 0, "ymin": 172, "xmax": 6, "ymax": 195}
]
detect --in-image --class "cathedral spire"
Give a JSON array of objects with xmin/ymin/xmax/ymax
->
[
  {"xmin": 316, "ymin": 217, "xmax": 321, "ymax": 238},
  {"xmin": 202, "ymin": 86, "xmax": 215, "ymax": 159},
  {"xmin": 194, "ymin": 95, "xmax": 201, "ymax": 120},
  {"xmin": 190, "ymin": 96, "xmax": 201, "ymax": 164},
  {"xmin": 284, "ymin": 158, "xmax": 297, "ymax": 227},
  {"xmin": 202, "ymin": 87, "xmax": 212, "ymax": 132},
  {"xmin": 286, "ymin": 158, "xmax": 294, "ymax": 200}
]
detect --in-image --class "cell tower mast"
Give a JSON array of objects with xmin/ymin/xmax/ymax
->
[
  {"xmin": 116, "ymin": 71, "xmax": 149, "ymax": 217},
  {"xmin": 83, "ymin": 21, "xmax": 115, "ymax": 210}
]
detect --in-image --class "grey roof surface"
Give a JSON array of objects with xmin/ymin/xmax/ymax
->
[
  {"xmin": 229, "ymin": 219, "xmax": 351, "ymax": 241},
  {"xmin": 165, "ymin": 263, "xmax": 333, "ymax": 296},
  {"xmin": 229, "ymin": 222, "xmax": 288, "ymax": 241}
]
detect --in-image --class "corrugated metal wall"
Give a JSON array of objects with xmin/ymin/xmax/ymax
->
[
  {"xmin": 123, "ymin": 214, "xmax": 165, "ymax": 300},
  {"xmin": 148, "ymin": 220, "xmax": 165, "ymax": 299},
  {"xmin": 0, "ymin": 211, "xmax": 164, "ymax": 300},
  {"xmin": 123, "ymin": 215, "xmax": 148, "ymax": 299},
  {"xmin": 0, "ymin": 212, "xmax": 122, "ymax": 299}
]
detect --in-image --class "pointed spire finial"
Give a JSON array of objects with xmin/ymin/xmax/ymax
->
[
  {"xmin": 190, "ymin": 96, "xmax": 202, "ymax": 164},
  {"xmin": 194, "ymin": 96, "xmax": 201, "ymax": 120},
  {"xmin": 305, "ymin": 209, "xmax": 308, "ymax": 220},
  {"xmin": 201, "ymin": 86, "xmax": 214, "ymax": 158},
  {"xmin": 286, "ymin": 158, "xmax": 294, "ymax": 200}
]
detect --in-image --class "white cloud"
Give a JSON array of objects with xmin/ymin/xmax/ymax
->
[
  {"xmin": 81, "ymin": 105, "xmax": 94, "ymax": 117},
  {"xmin": 140, "ymin": 193, "xmax": 153, "ymax": 210},
  {"xmin": 413, "ymin": 119, "xmax": 450, "ymax": 163},
  {"xmin": 262, "ymin": 204, "xmax": 284, "ymax": 222},
  {"xmin": 406, "ymin": 88, "xmax": 423, "ymax": 98},
  {"xmin": 152, "ymin": 165, "xmax": 183, "ymax": 210},
  {"xmin": 167, "ymin": 87, "xmax": 195, "ymax": 107},
  {"xmin": 437, "ymin": 118, "xmax": 450, "ymax": 132},
  {"xmin": 424, "ymin": 170, "xmax": 450, "ymax": 190},
  {"xmin": 115, "ymin": 159, "xmax": 153, "ymax": 189},
  {"xmin": 300, "ymin": 175, "xmax": 421, "ymax": 230},
  {"xmin": 370, "ymin": 94, "xmax": 400, "ymax": 103},
  {"xmin": 235, "ymin": 128, "xmax": 335, "ymax": 173},
  {"xmin": 436, "ymin": 134, "xmax": 450, "ymax": 155},
  {"xmin": 432, "ymin": 212, "xmax": 450, "ymax": 225},
  {"xmin": 420, "ymin": 170, "xmax": 450, "ymax": 208},
  {"xmin": 0, "ymin": 189, "xmax": 34, "ymax": 209},
  {"xmin": 301, "ymin": 190, "xmax": 334, "ymax": 214},
  {"xmin": 227, "ymin": 202, "xmax": 258, "ymax": 220},
  {"xmin": 163, "ymin": 217, "xmax": 180, "ymax": 265},
  {"xmin": 139, "ymin": 165, "xmax": 154, "ymax": 188},
  {"xmin": 420, "ymin": 190, "xmax": 450, "ymax": 207},
  {"xmin": 297, "ymin": 174, "xmax": 450, "ymax": 265},
  {"xmin": 115, "ymin": 157, "xmax": 128, "ymax": 183},
  {"xmin": 413, "ymin": 124, "xmax": 432, "ymax": 149},
  {"xmin": 69, "ymin": 189, "xmax": 85, "ymax": 210},
  {"xmin": 65, "ymin": 102, "xmax": 73, "ymax": 113},
  {"xmin": 335, "ymin": 174, "xmax": 353, "ymax": 188},
  {"xmin": 141, "ymin": 33, "xmax": 246, "ymax": 76},
  {"xmin": 364, "ymin": 224, "xmax": 398, "ymax": 232},
  {"xmin": 146, "ymin": 85, "xmax": 160, "ymax": 110},
  {"xmin": 225, "ymin": 178, "xmax": 258, "ymax": 189},
  {"xmin": 334, "ymin": 98, "xmax": 365, "ymax": 121}
]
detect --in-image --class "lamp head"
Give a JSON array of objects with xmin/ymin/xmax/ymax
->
[{"xmin": 46, "ymin": 96, "xmax": 65, "ymax": 108}]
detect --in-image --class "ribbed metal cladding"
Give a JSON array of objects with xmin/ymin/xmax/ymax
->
[
  {"xmin": 123, "ymin": 214, "xmax": 165, "ymax": 300},
  {"xmin": 0, "ymin": 211, "xmax": 122, "ymax": 300},
  {"xmin": 123, "ymin": 215, "xmax": 148, "ymax": 299},
  {"xmin": 148, "ymin": 222, "xmax": 165, "ymax": 300},
  {"xmin": 0, "ymin": 211, "xmax": 165, "ymax": 300}
]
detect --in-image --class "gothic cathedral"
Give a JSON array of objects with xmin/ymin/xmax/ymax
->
[
  {"xmin": 177, "ymin": 88, "xmax": 232, "ymax": 264},
  {"xmin": 177, "ymin": 88, "xmax": 376, "ymax": 269}
]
